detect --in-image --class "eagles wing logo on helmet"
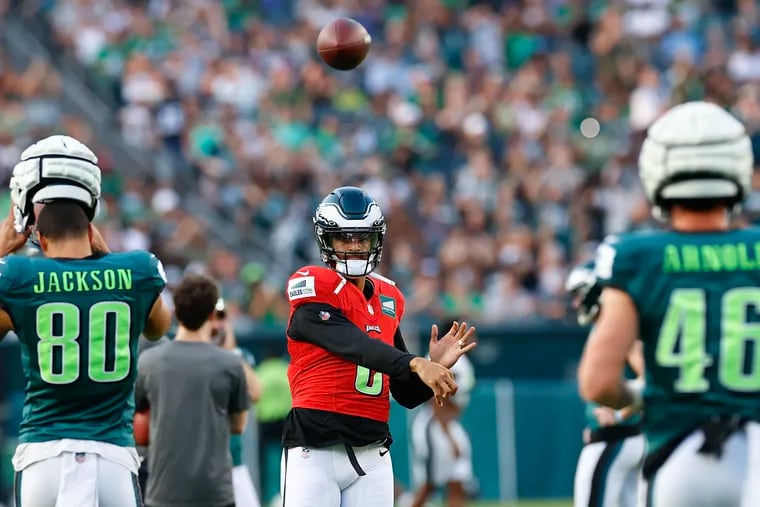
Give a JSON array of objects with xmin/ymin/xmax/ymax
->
[
  {"xmin": 639, "ymin": 101, "xmax": 753, "ymax": 219},
  {"xmin": 313, "ymin": 186, "xmax": 386, "ymax": 278},
  {"xmin": 10, "ymin": 135, "xmax": 102, "ymax": 233}
]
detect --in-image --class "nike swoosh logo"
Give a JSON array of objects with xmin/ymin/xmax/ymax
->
[
  {"xmin": 379, "ymin": 449, "xmax": 389, "ymax": 457},
  {"xmin": 296, "ymin": 270, "xmax": 310, "ymax": 275}
]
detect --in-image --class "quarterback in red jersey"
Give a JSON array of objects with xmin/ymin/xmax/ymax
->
[{"xmin": 281, "ymin": 186, "xmax": 476, "ymax": 507}]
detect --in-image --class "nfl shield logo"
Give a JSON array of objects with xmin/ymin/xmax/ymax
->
[
  {"xmin": 75, "ymin": 453, "xmax": 86, "ymax": 463},
  {"xmin": 319, "ymin": 311, "xmax": 330, "ymax": 321}
]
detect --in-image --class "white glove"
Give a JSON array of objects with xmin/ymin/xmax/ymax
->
[{"xmin": 10, "ymin": 135, "xmax": 101, "ymax": 232}]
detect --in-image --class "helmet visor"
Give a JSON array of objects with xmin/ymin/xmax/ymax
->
[{"xmin": 324, "ymin": 230, "xmax": 382, "ymax": 254}]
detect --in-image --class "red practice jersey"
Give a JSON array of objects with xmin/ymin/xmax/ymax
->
[{"xmin": 286, "ymin": 266, "xmax": 405, "ymax": 423}]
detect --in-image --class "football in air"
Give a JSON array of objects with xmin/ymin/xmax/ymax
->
[{"xmin": 317, "ymin": 18, "xmax": 372, "ymax": 71}]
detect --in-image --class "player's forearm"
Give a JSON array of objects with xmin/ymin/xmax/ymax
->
[
  {"xmin": 229, "ymin": 411, "xmax": 248, "ymax": 434},
  {"xmin": 627, "ymin": 340, "xmax": 645, "ymax": 377},
  {"xmin": 583, "ymin": 376, "xmax": 638, "ymax": 410},
  {"xmin": 144, "ymin": 295, "xmax": 171, "ymax": 340},
  {"xmin": 389, "ymin": 329, "xmax": 433, "ymax": 407},
  {"xmin": 390, "ymin": 375, "xmax": 433, "ymax": 408},
  {"xmin": 289, "ymin": 303, "xmax": 416, "ymax": 379}
]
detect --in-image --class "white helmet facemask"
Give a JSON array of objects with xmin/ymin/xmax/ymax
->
[{"xmin": 336, "ymin": 259, "xmax": 373, "ymax": 278}]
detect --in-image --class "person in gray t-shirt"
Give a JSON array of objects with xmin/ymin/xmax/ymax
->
[
  {"xmin": 135, "ymin": 334, "xmax": 170, "ymax": 495},
  {"xmin": 135, "ymin": 273, "xmax": 250, "ymax": 507}
]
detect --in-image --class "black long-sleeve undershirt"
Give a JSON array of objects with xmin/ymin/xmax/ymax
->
[
  {"xmin": 283, "ymin": 302, "xmax": 434, "ymax": 447},
  {"xmin": 287, "ymin": 302, "xmax": 434, "ymax": 408}
]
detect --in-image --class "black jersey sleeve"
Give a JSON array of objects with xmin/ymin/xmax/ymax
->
[
  {"xmin": 389, "ymin": 329, "xmax": 434, "ymax": 408},
  {"xmin": 288, "ymin": 303, "xmax": 416, "ymax": 380}
]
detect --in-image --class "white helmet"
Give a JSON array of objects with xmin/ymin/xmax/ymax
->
[
  {"xmin": 10, "ymin": 135, "xmax": 101, "ymax": 232},
  {"xmin": 639, "ymin": 101, "xmax": 753, "ymax": 218},
  {"xmin": 565, "ymin": 261, "xmax": 601, "ymax": 326}
]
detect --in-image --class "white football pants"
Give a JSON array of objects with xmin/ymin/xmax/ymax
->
[
  {"xmin": 639, "ymin": 426, "xmax": 754, "ymax": 507},
  {"xmin": 574, "ymin": 434, "xmax": 644, "ymax": 507},
  {"xmin": 15, "ymin": 451, "xmax": 141, "ymax": 507},
  {"xmin": 281, "ymin": 442, "xmax": 393, "ymax": 507}
]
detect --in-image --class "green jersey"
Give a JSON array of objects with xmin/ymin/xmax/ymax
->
[
  {"xmin": 0, "ymin": 251, "xmax": 166, "ymax": 446},
  {"xmin": 596, "ymin": 228, "xmax": 760, "ymax": 454}
]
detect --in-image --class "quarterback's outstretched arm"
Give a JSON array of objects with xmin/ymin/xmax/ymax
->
[
  {"xmin": 289, "ymin": 304, "xmax": 436, "ymax": 407},
  {"xmin": 390, "ymin": 328, "xmax": 434, "ymax": 408},
  {"xmin": 289, "ymin": 302, "xmax": 418, "ymax": 379}
]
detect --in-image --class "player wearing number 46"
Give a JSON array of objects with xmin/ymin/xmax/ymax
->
[
  {"xmin": 578, "ymin": 101, "xmax": 760, "ymax": 507},
  {"xmin": 0, "ymin": 136, "xmax": 172, "ymax": 507},
  {"xmin": 282, "ymin": 186, "xmax": 477, "ymax": 507}
]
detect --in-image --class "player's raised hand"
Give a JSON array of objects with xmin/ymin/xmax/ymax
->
[
  {"xmin": 89, "ymin": 223, "xmax": 110, "ymax": 254},
  {"xmin": 409, "ymin": 357, "xmax": 458, "ymax": 406},
  {"xmin": 0, "ymin": 205, "xmax": 30, "ymax": 256},
  {"xmin": 428, "ymin": 321, "xmax": 477, "ymax": 368}
]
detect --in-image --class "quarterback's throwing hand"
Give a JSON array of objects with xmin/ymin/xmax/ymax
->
[
  {"xmin": 409, "ymin": 357, "xmax": 458, "ymax": 406},
  {"xmin": 429, "ymin": 321, "xmax": 477, "ymax": 368}
]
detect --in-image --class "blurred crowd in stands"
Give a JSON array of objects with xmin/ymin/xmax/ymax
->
[{"xmin": 2, "ymin": 0, "xmax": 760, "ymax": 330}]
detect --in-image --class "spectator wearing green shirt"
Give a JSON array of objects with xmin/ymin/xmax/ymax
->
[{"xmin": 254, "ymin": 350, "xmax": 291, "ymax": 505}]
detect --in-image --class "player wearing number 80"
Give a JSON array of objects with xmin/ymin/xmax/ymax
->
[
  {"xmin": 282, "ymin": 186, "xmax": 476, "ymax": 507},
  {"xmin": 0, "ymin": 136, "xmax": 172, "ymax": 507},
  {"xmin": 578, "ymin": 102, "xmax": 760, "ymax": 507}
]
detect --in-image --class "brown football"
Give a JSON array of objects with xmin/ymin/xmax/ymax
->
[{"xmin": 317, "ymin": 18, "xmax": 372, "ymax": 71}]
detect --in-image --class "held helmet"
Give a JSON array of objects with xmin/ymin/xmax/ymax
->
[
  {"xmin": 565, "ymin": 261, "xmax": 602, "ymax": 326},
  {"xmin": 314, "ymin": 186, "xmax": 386, "ymax": 278}
]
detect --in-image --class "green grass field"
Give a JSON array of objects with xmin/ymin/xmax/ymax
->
[
  {"xmin": 424, "ymin": 501, "xmax": 571, "ymax": 507},
  {"xmin": 480, "ymin": 503, "xmax": 570, "ymax": 507}
]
